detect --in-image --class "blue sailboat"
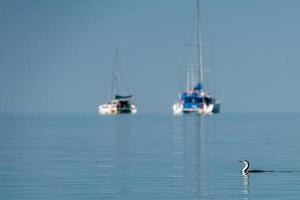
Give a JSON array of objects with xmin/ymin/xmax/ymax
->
[{"xmin": 172, "ymin": 0, "xmax": 220, "ymax": 114}]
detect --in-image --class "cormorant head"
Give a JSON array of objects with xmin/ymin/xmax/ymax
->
[{"xmin": 239, "ymin": 160, "xmax": 249, "ymax": 165}]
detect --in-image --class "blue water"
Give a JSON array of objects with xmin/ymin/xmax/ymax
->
[{"xmin": 1, "ymin": 113, "xmax": 300, "ymax": 199}]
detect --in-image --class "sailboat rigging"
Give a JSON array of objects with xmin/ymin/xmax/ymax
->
[
  {"xmin": 173, "ymin": 0, "xmax": 221, "ymax": 114},
  {"xmin": 98, "ymin": 42, "xmax": 137, "ymax": 115}
]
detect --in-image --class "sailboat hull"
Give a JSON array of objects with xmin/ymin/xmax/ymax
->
[
  {"xmin": 212, "ymin": 102, "xmax": 221, "ymax": 113},
  {"xmin": 172, "ymin": 95, "xmax": 219, "ymax": 115},
  {"xmin": 99, "ymin": 99, "xmax": 137, "ymax": 115}
]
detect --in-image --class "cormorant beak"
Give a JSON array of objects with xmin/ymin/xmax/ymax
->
[{"xmin": 239, "ymin": 160, "xmax": 243, "ymax": 163}]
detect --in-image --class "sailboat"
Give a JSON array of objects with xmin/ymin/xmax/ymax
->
[
  {"xmin": 98, "ymin": 43, "xmax": 137, "ymax": 115},
  {"xmin": 172, "ymin": 0, "xmax": 220, "ymax": 115}
]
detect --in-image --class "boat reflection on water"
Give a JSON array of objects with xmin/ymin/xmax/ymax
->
[
  {"xmin": 100, "ymin": 114, "xmax": 217, "ymax": 199},
  {"xmin": 112, "ymin": 115, "xmax": 135, "ymax": 198},
  {"xmin": 171, "ymin": 114, "xmax": 216, "ymax": 199},
  {"xmin": 96, "ymin": 115, "xmax": 135, "ymax": 197}
]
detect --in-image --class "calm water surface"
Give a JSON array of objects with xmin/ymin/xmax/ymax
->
[{"xmin": 1, "ymin": 113, "xmax": 300, "ymax": 199}]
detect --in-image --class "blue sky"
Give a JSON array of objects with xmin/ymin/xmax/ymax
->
[{"xmin": 1, "ymin": 0, "xmax": 300, "ymax": 113}]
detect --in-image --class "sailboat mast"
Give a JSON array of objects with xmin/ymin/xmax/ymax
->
[
  {"xmin": 111, "ymin": 41, "xmax": 119, "ymax": 99},
  {"xmin": 196, "ymin": 0, "xmax": 204, "ymax": 85},
  {"xmin": 186, "ymin": 69, "xmax": 190, "ymax": 91}
]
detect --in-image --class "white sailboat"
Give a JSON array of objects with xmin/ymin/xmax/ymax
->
[
  {"xmin": 98, "ymin": 43, "xmax": 137, "ymax": 115},
  {"xmin": 173, "ymin": 0, "xmax": 220, "ymax": 115}
]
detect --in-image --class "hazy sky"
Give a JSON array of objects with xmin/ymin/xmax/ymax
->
[{"xmin": 1, "ymin": 0, "xmax": 300, "ymax": 113}]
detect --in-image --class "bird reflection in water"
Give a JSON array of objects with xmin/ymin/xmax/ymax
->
[{"xmin": 242, "ymin": 173, "xmax": 249, "ymax": 200}]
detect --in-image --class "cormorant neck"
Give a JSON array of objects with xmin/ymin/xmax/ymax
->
[{"xmin": 242, "ymin": 161, "xmax": 249, "ymax": 174}]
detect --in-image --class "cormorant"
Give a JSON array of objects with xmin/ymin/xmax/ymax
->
[{"xmin": 239, "ymin": 160, "xmax": 273, "ymax": 174}]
